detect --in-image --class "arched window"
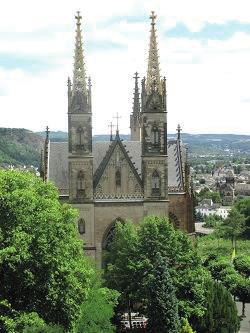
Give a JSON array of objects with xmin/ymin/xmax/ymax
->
[
  {"xmin": 76, "ymin": 126, "xmax": 84, "ymax": 150},
  {"xmin": 78, "ymin": 218, "xmax": 85, "ymax": 234},
  {"xmin": 77, "ymin": 170, "xmax": 85, "ymax": 197},
  {"xmin": 152, "ymin": 170, "xmax": 160, "ymax": 196},
  {"xmin": 115, "ymin": 169, "xmax": 121, "ymax": 187},
  {"xmin": 151, "ymin": 126, "xmax": 160, "ymax": 146}
]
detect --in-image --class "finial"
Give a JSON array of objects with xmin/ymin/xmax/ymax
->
[
  {"xmin": 150, "ymin": 11, "xmax": 157, "ymax": 26},
  {"xmin": 108, "ymin": 121, "xmax": 115, "ymax": 141},
  {"xmin": 75, "ymin": 11, "xmax": 82, "ymax": 25},
  {"xmin": 133, "ymin": 71, "xmax": 139, "ymax": 81},
  {"xmin": 132, "ymin": 72, "xmax": 141, "ymax": 116},
  {"xmin": 177, "ymin": 124, "xmax": 182, "ymax": 140}
]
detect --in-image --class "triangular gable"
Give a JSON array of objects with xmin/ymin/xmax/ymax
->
[{"xmin": 93, "ymin": 137, "xmax": 143, "ymax": 198}]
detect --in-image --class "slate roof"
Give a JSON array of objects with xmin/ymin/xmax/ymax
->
[{"xmin": 48, "ymin": 139, "xmax": 186, "ymax": 194}]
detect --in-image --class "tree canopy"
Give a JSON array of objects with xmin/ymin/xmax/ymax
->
[
  {"xmin": 106, "ymin": 216, "xmax": 207, "ymax": 326},
  {"xmin": 0, "ymin": 170, "xmax": 118, "ymax": 333}
]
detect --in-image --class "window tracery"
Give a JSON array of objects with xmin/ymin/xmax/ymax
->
[
  {"xmin": 78, "ymin": 218, "xmax": 85, "ymax": 234},
  {"xmin": 152, "ymin": 170, "xmax": 160, "ymax": 196},
  {"xmin": 115, "ymin": 169, "xmax": 121, "ymax": 187},
  {"xmin": 77, "ymin": 170, "xmax": 85, "ymax": 197}
]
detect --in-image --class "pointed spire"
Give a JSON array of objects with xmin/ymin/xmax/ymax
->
[
  {"xmin": 73, "ymin": 11, "xmax": 87, "ymax": 94},
  {"xmin": 132, "ymin": 72, "xmax": 141, "ymax": 115},
  {"xmin": 146, "ymin": 11, "xmax": 162, "ymax": 95}
]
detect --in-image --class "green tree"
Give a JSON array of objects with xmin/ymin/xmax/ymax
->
[
  {"xmin": 217, "ymin": 208, "xmax": 246, "ymax": 251},
  {"xmin": 106, "ymin": 216, "xmax": 207, "ymax": 324},
  {"xmin": 146, "ymin": 253, "xmax": 180, "ymax": 333},
  {"xmin": 0, "ymin": 171, "xmax": 92, "ymax": 330},
  {"xmin": 105, "ymin": 222, "xmax": 139, "ymax": 327},
  {"xmin": 233, "ymin": 255, "xmax": 250, "ymax": 277},
  {"xmin": 235, "ymin": 196, "xmax": 250, "ymax": 238},
  {"xmin": 23, "ymin": 324, "xmax": 64, "ymax": 333},
  {"xmin": 75, "ymin": 283, "xmax": 119, "ymax": 333},
  {"xmin": 138, "ymin": 216, "xmax": 207, "ymax": 320},
  {"xmin": 196, "ymin": 279, "xmax": 240, "ymax": 333}
]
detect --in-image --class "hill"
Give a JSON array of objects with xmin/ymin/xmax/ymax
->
[
  {"xmin": 0, "ymin": 128, "xmax": 43, "ymax": 168},
  {"xmin": 0, "ymin": 129, "xmax": 249, "ymax": 168}
]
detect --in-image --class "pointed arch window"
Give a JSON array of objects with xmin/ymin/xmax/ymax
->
[
  {"xmin": 78, "ymin": 218, "xmax": 85, "ymax": 234},
  {"xmin": 76, "ymin": 126, "xmax": 84, "ymax": 150},
  {"xmin": 151, "ymin": 126, "xmax": 160, "ymax": 146},
  {"xmin": 115, "ymin": 169, "xmax": 121, "ymax": 187},
  {"xmin": 152, "ymin": 170, "xmax": 160, "ymax": 196},
  {"xmin": 77, "ymin": 170, "xmax": 85, "ymax": 197}
]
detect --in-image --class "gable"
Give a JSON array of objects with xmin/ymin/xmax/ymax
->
[{"xmin": 94, "ymin": 140, "xmax": 143, "ymax": 199}]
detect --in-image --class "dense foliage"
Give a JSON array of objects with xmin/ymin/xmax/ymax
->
[
  {"xmin": 0, "ymin": 128, "xmax": 42, "ymax": 167},
  {"xmin": 0, "ymin": 171, "xmax": 117, "ymax": 332},
  {"xmin": 196, "ymin": 279, "xmax": 240, "ymax": 333},
  {"xmin": 196, "ymin": 188, "xmax": 222, "ymax": 204},
  {"xmin": 145, "ymin": 253, "xmax": 180, "ymax": 333},
  {"xmin": 106, "ymin": 216, "xmax": 207, "ymax": 327},
  {"xmin": 235, "ymin": 196, "xmax": 250, "ymax": 238}
]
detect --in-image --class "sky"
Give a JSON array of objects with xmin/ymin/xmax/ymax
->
[{"xmin": 0, "ymin": 0, "xmax": 250, "ymax": 135}]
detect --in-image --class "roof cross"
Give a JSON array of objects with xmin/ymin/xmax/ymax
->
[
  {"xmin": 113, "ymin": 112, "xmax": 122, "ymax": 133},
  {"xmin": 133, "ymin": 71, "xmax": 139, "ymax": 80},
  {"xmin": 150, "ymin": 11, "xmax": 157, "ymax": 26}
]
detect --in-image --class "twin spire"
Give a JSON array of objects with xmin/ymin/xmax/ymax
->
[
  {"xmin": 146, "ymin": 11, "xmax": 162, "ymax": 95},
  {"xmin": 73, "ymin": 11, "xmax": 87, "ymax": 94},
  {"xmin": 70, "ymin": 10, "xmax": 163, "ymax": 114}
]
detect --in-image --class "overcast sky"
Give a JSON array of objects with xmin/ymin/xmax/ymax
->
[{"xmin": 0, "ymin": 0, "xmax": 250, "ymax": 135}]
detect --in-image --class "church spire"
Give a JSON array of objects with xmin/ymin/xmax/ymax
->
[
  {"xmin": 73, "ymin": 11, "xmax": 87, "ymax": 94},
  {"xmin": 146, "ymin": 11, "xmax": 162, "ymax": 95},
  {"xmin": 133, "ymin": 72, "xmax": 140, "ymax": 115}
]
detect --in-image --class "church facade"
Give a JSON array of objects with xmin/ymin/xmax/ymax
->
[{"xmin": 45, "ymin": 12, "xmax": 195, "ymax": 263}]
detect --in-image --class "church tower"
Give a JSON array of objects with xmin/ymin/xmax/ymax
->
[
  {"xmin": 130, "ymin": 72, "xmax": 141, "ymax": 141},
  {"xmin": 68, "ymin": 12, "xmax": 95, "ymax": 254},
  {"xmin": 141, "ymin": 12, "xmax": 168, "ymax": 216}
]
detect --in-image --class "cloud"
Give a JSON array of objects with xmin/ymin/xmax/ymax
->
[{"xmin": 0, "ymin": 0, "xmax": 250, "ymax": 135}]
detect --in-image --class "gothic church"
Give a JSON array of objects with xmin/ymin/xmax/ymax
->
[{"xmin": 45, "ymin": 12, "xmax": 195, "ymax": 263}]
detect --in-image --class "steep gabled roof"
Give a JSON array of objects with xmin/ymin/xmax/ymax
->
[{"xmin": 93, "ymin": 136, "xmax": 142, "ymax": 189}]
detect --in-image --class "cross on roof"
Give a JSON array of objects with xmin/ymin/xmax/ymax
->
[
  {"xmin": 75, "ymin": 11, "xmax": 82, "ymax": 24},
  {"xmin": 133, "ymin": 71, "xmax": 139, "ymax": 80},
  {"xmin": 113, "ymin": 112, "xmax": 121, "ymax": 133},
  {"xmin": 150, "ymin": 11, "xmax": 157, "ymax": 26}
]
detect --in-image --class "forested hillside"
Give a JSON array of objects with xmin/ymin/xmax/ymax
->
[
  {"xmin": 0, "ymin": 128, "xmax": 43, "ymax": 167},
  {"xmin": 0, "ymin": 128, "xmax": 250, "ymax": 168}
]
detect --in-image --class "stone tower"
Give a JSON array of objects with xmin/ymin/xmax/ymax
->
[
  {"xmin": 141, "ymin": 12, "xmax": 168, "ymax": 216},
  {"xmin": 68, "ymin": 12, "xmax": 95, "ymax": 252},
  {"xmin": 130, "ymin": 72, "xmax": 141, "ymax": 141}
]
